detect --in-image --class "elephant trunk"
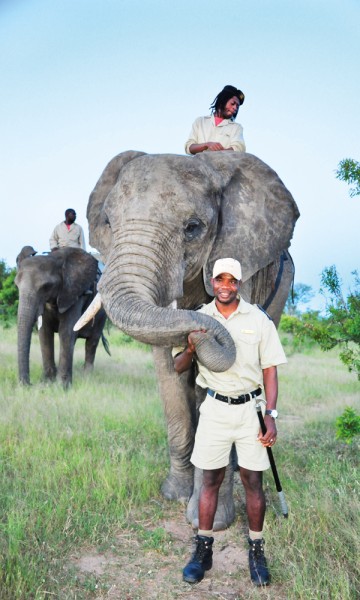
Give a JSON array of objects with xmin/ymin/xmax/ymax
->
[
  {"xmin": 99, "ymin": 251, "xmax": 236, "ymax": 372},
  {"xmin": 17, "ymin": 296, "xmax": 38, "ymax": 385}
]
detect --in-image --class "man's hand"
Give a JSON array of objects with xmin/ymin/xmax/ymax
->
[
  {"xmin": 188, "ymin": 329, "xmax": 207, "ymax": 348},
  {"xmin": 205, "ymin": 142, "xmax": 225, "ymax": 151},
  {"xmin": 260, "ymin": 366, "xmax": 278, "ymax": 447},
  {"xmin": 174, "ymin": 329, "xmax": 207, "ymax": 374},
  {"xmin": 189, "ymin": 142, "xmax": 232, "ymax": 154},
  {"xmin": 258, "ymin": 415, "xmax": 277, "ymax": 447}
]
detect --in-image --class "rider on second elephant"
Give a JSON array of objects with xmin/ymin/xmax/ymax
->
[{"xmin": 50, "ymin": 208, "xmax": 86, "ymax": 251}]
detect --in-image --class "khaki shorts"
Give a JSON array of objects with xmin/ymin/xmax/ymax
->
[{"xmin": 191, "ymin": 393, "xmax": 270, "ymax": 471}]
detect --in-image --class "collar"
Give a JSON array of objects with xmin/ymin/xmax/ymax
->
[
  {"xmin": 209, "ymin": 296, "xmax": 252, "ymax": 317},
  {"xmin": 205, "ymin": 115, "xmax": 234, "ymax": 127}
]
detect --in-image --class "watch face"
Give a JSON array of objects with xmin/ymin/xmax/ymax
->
[{"xmin": 271, "ymin": 410, "xmax": 278, "ymax": 419}]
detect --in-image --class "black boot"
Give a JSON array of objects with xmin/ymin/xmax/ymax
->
[
  {"xmin": 183, "ymin": 535, "xmax": 214, "ymax": 584},
  {"xmin": 248, "ymin": 538, "xmax": 270, "ymax": 586}
]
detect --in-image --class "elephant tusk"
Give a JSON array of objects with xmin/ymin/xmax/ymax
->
[
  {"xmin": 37, "ymin": 315, "xmax": 43, "ymax": 330},
  {"xmin": 73, "ymin": 292, "xmax": 103, "ymax": 331}
]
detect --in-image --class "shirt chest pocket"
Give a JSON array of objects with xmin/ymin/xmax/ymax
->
[
  {"xmin": 234, "ymin": 329, "xmax": 260, "ymax": 346},
  {"xmin": 218, "ymin": 129, "xmax": 231, "ymax": 139}
]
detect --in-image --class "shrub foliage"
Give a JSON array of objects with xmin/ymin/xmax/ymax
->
[{"xmin": 0, "ymin": 259, "xmax": 18, "ymax": 324}]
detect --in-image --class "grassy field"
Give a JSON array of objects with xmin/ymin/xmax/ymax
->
[{"xmin": 0, "ymin": 324, "xmax": 359, "ymax": 599}]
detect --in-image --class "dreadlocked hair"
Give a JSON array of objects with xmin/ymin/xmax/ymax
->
[{"xmin": 210, "ymin": 85, "xmax": 245, "ymax": 116}]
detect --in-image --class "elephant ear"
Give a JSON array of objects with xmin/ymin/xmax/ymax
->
[
  {"xmin": 87, "ymin": 150, "xmax": 147, "ymax": 262},
  {"xmin": 57, "ymin": 249, "xmax": 98, "ymax": 314},
  {"xmin": 199, "ymin": 152, "xmax": 300, "ymax": 294}
]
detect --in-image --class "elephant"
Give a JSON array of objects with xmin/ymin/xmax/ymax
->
[
  {"xmin": 81, "ymin": 150, "xmax": 300, "ymax": 529},
  {"xmin": 15, "ymin": 246, "xmax": 109, "ymax": 387}
]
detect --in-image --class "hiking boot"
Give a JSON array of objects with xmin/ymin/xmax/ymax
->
[
  {"xmin": 183, "ymin": 535, "xmax": 214, "ymax": 584},
  {"xmin": 248, "ymin": 537, "xmax": 270, "ymax": 586}
]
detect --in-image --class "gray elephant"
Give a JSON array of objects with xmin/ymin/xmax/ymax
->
[
  {"xmin": 82, "ymin": 150, "xmax": 299, "ymax": 529},
  {"xmin": 15, "ymin": 246, "xmax": 109, "ymax": 387}
]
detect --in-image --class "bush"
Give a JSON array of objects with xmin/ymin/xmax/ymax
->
[
  {"xmin": 336, "ymin": 407, "xmax": 360, "ymax": 444},
  {"xmin": 0, "ymin": 261, "xmax": 18, "ymax": 325},
  {"xmin": 280, "ymin": 268, "xmax": 360, "ymax": 379}
]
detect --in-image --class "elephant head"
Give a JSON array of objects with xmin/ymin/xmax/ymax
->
[
  {"xmin": 15, "ymin": 247, "xmax": 98, "ymax": 384},
  {"xmin": 85, "ymin": 151, "xmax": 299, "ymax": 368},
  {"xmin": 16, "ymin": 245, "xmax": 37, "ymax": 268}
]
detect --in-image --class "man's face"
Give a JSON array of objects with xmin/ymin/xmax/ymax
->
[
  {"xmin": 66, "ymin": 210, "xmax": 76, "ymax": 224},
  {"xmin": 211, "ymin": 272, "xmax": 240, "ymax": 305},
  {"xmin": 218, "ymin": 96, "xmax": 240, "ymax": 120}
]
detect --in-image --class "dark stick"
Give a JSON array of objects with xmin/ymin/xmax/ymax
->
[{"xmin": 256, "ymin": 403, "xmax": 289, "ymax": 518}]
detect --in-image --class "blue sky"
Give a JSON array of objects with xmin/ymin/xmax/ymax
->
[{"xmin": 1, "ymin": 0, "xmax": 359, "ymax": 309}]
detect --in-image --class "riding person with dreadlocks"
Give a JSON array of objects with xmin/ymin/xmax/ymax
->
[{"xmin": 185, "ymin": 85, "xmax": 246, "ymax": 155}]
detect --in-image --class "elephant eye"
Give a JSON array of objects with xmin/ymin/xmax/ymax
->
[{"xmin": 184, "ymin": 218, "xmax": 203, "ymax": 240}]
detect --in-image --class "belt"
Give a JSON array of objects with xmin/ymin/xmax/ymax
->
[{"xmin": 207, "ymin": 387, "xmax": 262, "ymax": 405}]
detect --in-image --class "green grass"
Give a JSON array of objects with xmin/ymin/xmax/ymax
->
[
  {"xmin": 0, "ymin": 326, "xmax": 168, "ymax": 598},
  {"xmin": 0, "ymin": 325, "xmax": 359, "ymax": 599}
]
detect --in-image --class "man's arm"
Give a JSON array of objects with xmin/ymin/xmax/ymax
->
[
  {"xmin": 78, "ymin": 226, "xmax": 86, "ymax": 250},
  {"xmin": 258, "ymin": 365, "xmax": 278, "ymax": 446},
  {"xmin": 226, "ymin": 123, "xmax": 246, "ymax": 152},
  {"xmin": 173, "ymin": 335, "xmax": 196, "ymax": 374},
  {"xmin": 188, "ymin": 142, "xmax": 230, "ymax": 154},
  {"xmin": 49, "ymin": 225, "xmax": 59, "ymax": 250}
]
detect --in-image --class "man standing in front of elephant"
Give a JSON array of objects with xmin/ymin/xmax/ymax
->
[
  {"xmin": 185, "ymin": 85, "xmax": 246, "ymax": 155},
  {"xmin": 174, "ymin": 258, "xmax": 287, "ymax": 587},
  {"xmin": 50, "ymin": 208, "xmax": 86, "ymax": 251}
]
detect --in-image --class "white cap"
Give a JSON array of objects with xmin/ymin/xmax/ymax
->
[{"xmin": 212, "ymin": 258, "xmax": 242, "ymax": 280}]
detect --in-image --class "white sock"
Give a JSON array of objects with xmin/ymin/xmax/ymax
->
[
  {"xmin": 198, "ymin": 529, "xmax": 213, "ymax": 537},
  {"xmin": 249, "ymin": 529, "xmax": 263, "ymax": 541}
]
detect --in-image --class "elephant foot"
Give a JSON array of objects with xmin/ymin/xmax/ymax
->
[
  {"xmin": 161, "ymin": 471, "xmax": 194, "ymax": 504},
  {"xmin": 43, "ymin": 370, "xmax": 57, "ymax": 382},
  {"xmin": 59, "ymin": 377, "xmax": 72, "ymax": 389},
  {"xmin": 186, "ymin": 494, "xmax": 235, "ymax": 532},
  {"xmin": 83, "ymin": 362, "xmax": 95, "ymax": 373}
]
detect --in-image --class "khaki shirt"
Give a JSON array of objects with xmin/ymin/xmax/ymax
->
[
  {"xmin": 174, "ymin": 298, "xmax": 287, "ymax": 395},
  {"xmin": 49, "ymin": 222, "xmax": 86, "ymax": 250},
  {"xmin": 185, "ymin": 115, "xmax": 246, "ymax": 155}
]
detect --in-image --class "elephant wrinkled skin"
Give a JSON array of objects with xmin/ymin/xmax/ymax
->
[
  {"xmin": 15, "ymin": 247, "xmax": 108, "ymax": 387},
  {"xmin": 86, "ymin": 151, "xmax": 300, "ymax": 529}
]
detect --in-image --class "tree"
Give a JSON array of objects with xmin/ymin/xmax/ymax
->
[
  {"xmin": 336, "ymin": 158, "xmax": 360, "ymax": 197},
  {"xmin": 281, "ymin": 158, "xmax": 360, "ymax": 379},
  {"xmin": 284, "ymin": 282, "xmax": 315, "ymax": 315},
  {"xmin": 281, "ymin": 267, "xmax": 360, "ymax": 379},
  {"xmin": 0, "ymin": 259, "xmax": 18, "ymax": 324}
]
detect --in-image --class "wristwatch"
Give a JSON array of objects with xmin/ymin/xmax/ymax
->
[{"xmin": 265, "ymin": 409, "xmax": 278, "ymax": 420}]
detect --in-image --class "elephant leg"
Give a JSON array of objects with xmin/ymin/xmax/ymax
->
[
  {"xmin": 83, "ymin": 312, "xmax": 106, "ymax": 371},
  {"xmin": 58, "ymin": 318, "xmax": 77, "ymax": 387},
  {"xmin": 186, "ymin": 462, "xmax": 235, "ymax": 532},
  {"xmin": 38, "ymin": 320, "xmax": 56, "ymax": 381},
  {"xmin": 152, "ymin": 346, "xmax": 196, "ymax": 503},
  {"xmin": 83, "ymin": 336, "xmax": 99, "ymax": 372}
]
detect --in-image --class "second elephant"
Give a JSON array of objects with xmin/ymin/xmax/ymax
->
[{"xmin": 16, "ymin": 247, "xmax": 109, "ymax": 387}]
